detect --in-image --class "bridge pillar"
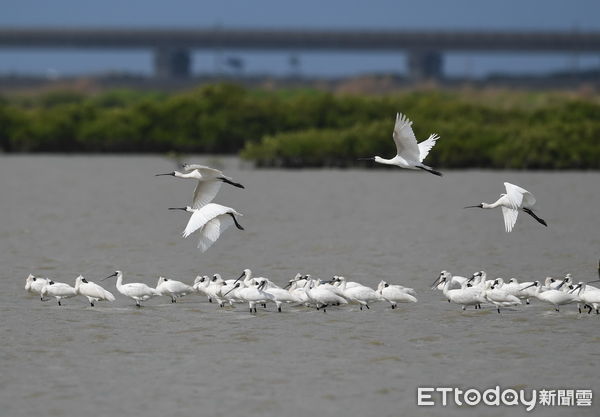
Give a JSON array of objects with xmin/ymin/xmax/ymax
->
[
  {"xmin": 154, "ymin": 47, "xmax": 191, "ymax": 78},
  {"xmin": 407, "ymin": 50, "xmax": 443, "ymax": 81}
]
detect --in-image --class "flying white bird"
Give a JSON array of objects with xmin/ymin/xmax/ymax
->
[
  {"xmin": 464, "ymin": 182, "xmax": 547, "ymax": 232},
  {"xmin": 103, "ymin": 270, "xmax": 159, "ymax": 307},
  {"xmin": 40, "ymin": 280, "xmax": 78, "ymax": 306},
  {"xmin": 74, "ymin": 275, "xmax": 115, "ymax": 307},
  {"xmin": 156, "ymin": 164, "xmax": 244, "ymax": 209},
  {"xmin": 169, "ymin": 203, "xmax": 244, "ymax": 252},
  {"xmin": 155, "ymin": 276, "xmax": 194, "ymax": 303},
  {"xmin": 358, "ymin": 112, "xmax": 442, "ymax": 176}
]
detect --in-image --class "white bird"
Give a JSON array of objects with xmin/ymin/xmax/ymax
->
[
  {"xmin": 41, "ymin": 280, "xmax": 78, "ymax": 306},
  {"xmin": 193, "ymin": 275, "xmax": 212, "ymax": 301},
  {"xmin": 440, "ymin": 275, "xmax": 486, "ymax": 311},
  {"xmin": 205, "ymin": 274, "xmax": 227, "ymax": 307},
  {"xmin": 302, "ymin": 280, "xmax": 348, "ymax": 312},
  {"xmin": 24, "ymin": 274, "xmax": 49, "ymax": 297},
  {"xmin": 169, "ymin": 203, "xmax": 244, "ymax": 252},
  {"xmin": 377, "ymin": 281, "xmax": 418, "ymax": 308},
  {"xmin": 358, "ymin": 112, "xmax": 442, "ymax": 176},
  {"xmin": 571, "ymin": 281, "xmax": 600, "ymax": 314},
  {"xmin": 103, "ymin": 271, "xmax": 159, "ymax": 307},
  {"xmin": 155, "ymin": 276, "xmax": 194, "ymax": 303},
  {"xmin": 74, "ymin": 275, "xmax": 115, "ymax": 307},
  {"xmin": 485, "ymin": 279, "xmax": 522, "ymax": 314},
  {"xmin": 431, "ymin": 271, "xmax": 468, "ymax": 291},
  {"xmin": 335, "ymin": 277, "xmax": 382, "ymax": 310},
  {"xmin": 498, "ymin": 278, "xmax": 536, "ymax": 304},
  {"xmin": 464, "ymin": 182, "xmax": 547, "ymax": 232},
  {"xmin": 521, "ymin": 280, "xmax": 578, "ymax": 312},
  {"xmin": 156, "ymin": 164, "xmax": 244, "ymax": 209},
  {"xmin": 225, "ymin": 280, "xmax": 274, "ymax": 313}
]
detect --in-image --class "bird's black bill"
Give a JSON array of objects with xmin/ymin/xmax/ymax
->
[
  {"xmin": 232, "ymin": 271, "xmax": 246, "ymax": 285},
  {"xmin": 463, "ymin": 205, "xmax": 482, "ymax": 209},
  {"xmin": 102, "ymin": 272, "xmax": 118, "ymax": 281},
  {"xmin": 357, "ymin": 157, "xmax": 375, "ymax": 161},
  {"xmin": 168, "ymin": 207, "xmax": 187, "ymax": 211},
  {"xmin": 229, "ymin": 213, "xmax": 244, "ymax": 230},
  {"xmin": 224, "ymin": 284, "xmax": 239, "ymax": 296},
  {"xmin": 155, "ymin": 172, "xmax": 175, "ymax": 176},
  {"xmin": 521, "ymin": 283, "xmax": 537, "ymax": 290}
]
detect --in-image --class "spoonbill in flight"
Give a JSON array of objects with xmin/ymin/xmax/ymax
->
[
  {"xmin": 464, "ymin": 182, "xmax": 547, "ymax": 232},
  {"xmin": 169, "ymin": 203, "xmax": 244, "ymax": 252},
  {"xmin": 103, "ymin": 271, "xmax": 159, "ymax": 307},
  {"xmin": 156, "ymin": 164, "xmax": 244, "ymax": 209},
  {"xmin": 358, "ymin": 112, "xmax": 442, "ymax": 176},
  {"xmin": 74, "ymin": 275, "xmax": 115, "ymax": 307}
]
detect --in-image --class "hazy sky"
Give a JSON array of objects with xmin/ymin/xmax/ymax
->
[{"xmin": 1, "ymin": 0, "xmax": 599, "ymax": 77}]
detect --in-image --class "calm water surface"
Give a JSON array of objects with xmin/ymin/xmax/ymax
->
[{"xmin": 0, "ymin": 156, "xmax": 598, "ymax": 417}]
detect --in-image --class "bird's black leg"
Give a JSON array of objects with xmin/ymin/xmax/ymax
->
[
  {"xmin": 522, "ymin": 208, "xmax": 548, "ymax": 227},
  {"xmin": 58, "ymin": 300, "xmax": 61, "ymax": 306}
]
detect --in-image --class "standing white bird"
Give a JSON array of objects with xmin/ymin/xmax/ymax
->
[
  {"xmin": 169, "ymin": 203, "xmax": 244, "ymax": 252},
  {"xmin": 358, "ymin": 112, "xmax": 442, "ymax": 176},
  {"xmin": 335, "ymin": 277, "xmax": 382, "ymax": 310},
  {"xmin": 103, "ymin": 271, "xmax": 159, "ymax": 307},
  {"xmin": 74, "ymin": 275, "xmax": 115, "ymax": 307},
  {"xmin": 521, "ymin": 280, "xmax": 578, "ymax": 312},
  {"xmin": 485, "ymin": 279, "xmax": 522, "ymax": 314},
  {"xmin": 41, "ymin": 280, "xmax": 78, "ymax": 306},
  {"xmin": 464, "ymin": 182, "xmax": 547, "ymax": 232},
  {"xmin": 377, "ymin": 281, "xmax": 418, "ymax": 308},
  {"xmin": 25, "ymin": 274, "xmax": 49, "ymax": 298},
  {"xmin": 156, "ymin": 164, "xmax": 244, "ymax": 209},
  {"xmin": 155, "ymin": 276, "xmax": 194, "ymax": 303}
]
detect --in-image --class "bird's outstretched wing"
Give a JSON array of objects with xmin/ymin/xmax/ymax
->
[
  {"xmin": 182, "ymin": 164, "xmax": 223, "ymax": 177},
  {"xmin": 504, "ymin": 182, "xmax": 536, "ymax": 209},
  {"xmin": 192, "ymin": 180, "xmax": 223, "ymax": 209},
  {"xmin": 501, "ymin": 206, "xmax": 519, "ymax": 233},
  {"xmin": 417, "ymin": 133, "xmax": 440, "ymax": 162},
  {"xmin": 392, "ymin": 113, "xmax": 420, "ymax": 161},
  {"xmin": 182, "ymin": 203, "xmax": 238, "ymax": 238},
  {"xmin": 196, "ymin": 214, "xmax": 235, "ymax": 253}
]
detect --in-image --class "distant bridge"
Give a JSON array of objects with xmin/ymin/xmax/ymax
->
[{"xmin": 1, "ymin": 27, "xmax": 599, "ymax": 79}]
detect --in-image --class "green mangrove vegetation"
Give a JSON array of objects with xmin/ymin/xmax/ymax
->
[{"xmin": 0, "ymin": 83, "xmax": 598, "ymax": 169}]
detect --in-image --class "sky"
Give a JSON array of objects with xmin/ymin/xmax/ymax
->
[{"xmin": 1, "ymin": 0, "xmax": 599, "ymax": 78}]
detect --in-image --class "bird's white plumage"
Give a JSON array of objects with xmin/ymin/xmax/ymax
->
[
  {"xmin": 501, "ymin": 205, "xmax": 519, "ymax": 233},
  {"xmin": 180, "ymin": 203, "xmax": 242, "ymax": 253},
  {"xmin": 182, "ymin": 164, "xmax": 224, "ymax": 177},
  {"xmin": 417, "ymin": 134, "xmax": 440, "ymax": 162},
  {"xmin": 392, "ymin": 112, "xmax": 421, "ymax": 161},
  {"xmin": 504, "ymin": 182, "xmax": 536, "ymax": 209},
  {"xmin": 75, "ymin": 276, "xmax": 115, "ymax": 305},
  {"xmin": 191, "ymin": 180, "xmax": 223, "ymax": 209}
]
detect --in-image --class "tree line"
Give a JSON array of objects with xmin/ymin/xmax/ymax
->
[{"xmin": 1, "ymin": 83, "xmax": 598, "ymax": 169}]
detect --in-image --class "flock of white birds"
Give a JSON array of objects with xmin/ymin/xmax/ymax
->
[
  {"xmin": 24, "ymin": 112, "xmax": 594, "ymax": 314},
  {"xmin": 24, "ymin": 270, "xmax": 418, "ymax": 312}
]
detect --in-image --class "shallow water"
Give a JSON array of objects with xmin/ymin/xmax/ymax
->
[{"xmin": 0, "ymin": 155, "xmax": 598, "ymax": 417}]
